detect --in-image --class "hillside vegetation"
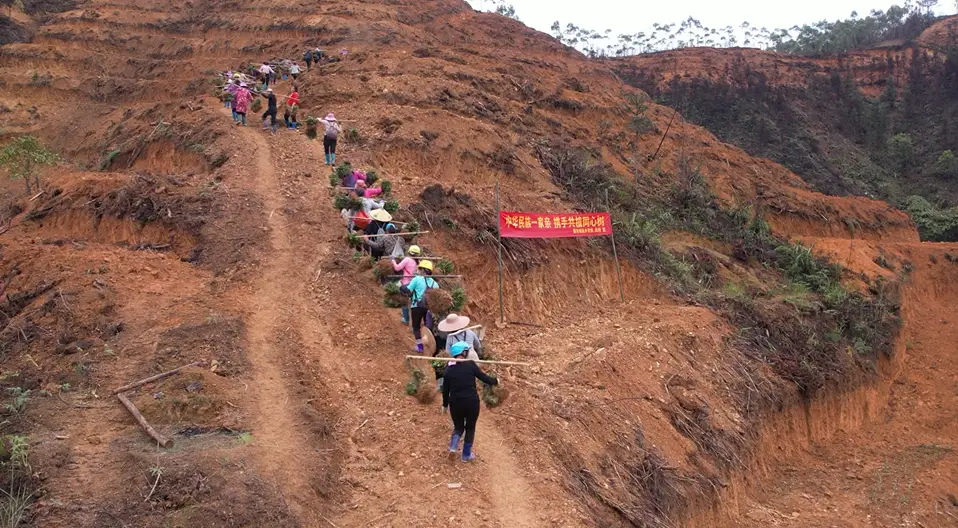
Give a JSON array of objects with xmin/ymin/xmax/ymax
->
[{"xmin": 616, "ymin": 14, "xmax": 958, "ymax": 241}]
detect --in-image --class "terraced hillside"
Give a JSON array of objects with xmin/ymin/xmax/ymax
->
[{"xmin": 0, "ymin": 1, "xmax": 956, "ymax": 527}]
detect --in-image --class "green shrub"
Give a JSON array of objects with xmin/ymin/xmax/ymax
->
[
  {"xmin": 932, "ymin": 150, "xmax": 958, "ymax": 179},
  {"xmin": 905, "ymin": 195, "xmax": 958, "ymax": 242},
  {"xmin": 886, "ymin": 133, "xmax": 913, "ymax": 171},
  {"xmin": 366, "ymin": 170, "xmax": 379, "ymax": 185},
  {"xmin": 380, "ymin": 180, "xmax": 393, "ymax": 196},
  {"xmin": 384, "ymin": 199, "xmax": 400, "ymax": 214},
  {"xmin": 250, "ymin": 98, "xmax": 262, "ymax": 113}
]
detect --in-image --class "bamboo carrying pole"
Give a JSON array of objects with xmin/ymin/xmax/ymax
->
[
  {"xmin": 405, "ymin": 355, "xmax": 531, "ymax": 367},
  {"xmin": 386, "ymin": 275, "xmax": 462, "ymax": 279},
  {"xmin": 350, "ymin": 218, "xmax": 409, "ymax": 226},
  {"xmin": 375, "ymin": 256, "xmax": 444, "ymax": 261},
  {"xmin": 357, "ymin": 231, "xmax": 429, "ymax": 239},
  {"xmin": 113, "ymin": 361, "xmax": 204, "ymax": 394},
  {"xmin": 117, "ymin": 392, "xmax": 174, "ymax": 448}
]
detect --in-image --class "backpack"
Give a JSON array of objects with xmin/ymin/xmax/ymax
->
[
  {"xmin": 403, "ymin": 278, "xmax": 438, "ymax": 308},
  {"xmin": 325, "ymin": 123, "xmax": 341, "ymax": 140}
]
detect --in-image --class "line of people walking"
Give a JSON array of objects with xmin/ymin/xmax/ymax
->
[{"xmin": 335, "ymin": 168, "xmax": 499, "ymax": 463}]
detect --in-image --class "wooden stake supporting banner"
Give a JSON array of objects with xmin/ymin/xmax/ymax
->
[
  {"xmin": 117, "ymin": 392, "xmax": 173, "ymax": 448},
  {"xmin": 496, "ymin": 181, "xmax": 505, "ymax": 324},
  {"xmin": 606, "ymin": 188, "xmax": 625, "ymax": 302},
  {"xmin": 405, "ymin": 355, "xmax": 531, "ymax": 367}
]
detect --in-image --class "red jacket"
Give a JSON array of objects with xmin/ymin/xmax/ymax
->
[{"xmin": 287, "ymin": 92, "xmax": 300, "ymax": 106}]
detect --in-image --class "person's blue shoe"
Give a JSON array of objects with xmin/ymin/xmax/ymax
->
[
  {"xmin": 331, "ymin": 153, "xmax": 336, "ymax": 165},
  {"xmin": 461, "ymin": 442, "xmax": 475, "ymax": 462},
  {"xmin": 448, "ymin": 433, "xmax": 461, "ymax": 453}
]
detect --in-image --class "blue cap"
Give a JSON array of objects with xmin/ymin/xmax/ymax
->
[{"xmin": 450, "ymin": 341, "xmax": 471, "ymax": 357}]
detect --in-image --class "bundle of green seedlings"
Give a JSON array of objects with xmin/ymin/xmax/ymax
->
[
  {"xmin": 382, "ymin": 280, "xmax": 404, "ymax": 308},
  {"xmin": 405, "ymin": 368, "xmax": 435, "ymax": 404},
  {"xmin": 482, "ymin": 374, "xmax": 507, "ymax": 407},
  {"xmin": 334, "ymin": 192, "xmax": 362, "ymax": 212},
  {"xmin": 305, "ymin": 116, "xmax": 319, "ymax": 139}
]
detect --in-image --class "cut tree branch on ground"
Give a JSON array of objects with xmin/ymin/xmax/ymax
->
[
  {"xmin": 117, "ymin": 392, "xmax": 173, "ymax": 448},
  {"xmin": 112, "ymin": 361, "xmax": 204, "ymax": 394}
]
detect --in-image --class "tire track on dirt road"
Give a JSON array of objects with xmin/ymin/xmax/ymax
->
[{"xmin": 242, "ymin": 128, "xmax": 325, "ymax": 525}]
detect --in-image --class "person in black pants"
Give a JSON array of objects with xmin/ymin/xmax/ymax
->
[
  {"xmin": 442, "ymin": 342, "xmax": 498, "ymax": 462},
  {"xmin": 261, "ymin": 88, "xmax": 277, "ymax": 133}
]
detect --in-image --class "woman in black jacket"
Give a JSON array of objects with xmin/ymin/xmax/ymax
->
[{"xmin": 442, "ymin": 342, "xmax": 498, "ymax": 461}]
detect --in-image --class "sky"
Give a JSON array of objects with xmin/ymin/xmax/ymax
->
[{"xmin": 465, "ymin": 0, "xmax": 957, "ymax": 41}]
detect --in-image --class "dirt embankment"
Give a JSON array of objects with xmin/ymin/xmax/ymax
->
[{"xmin": 0, "ymin": 0, "xmax": 956, "ymax": 527}]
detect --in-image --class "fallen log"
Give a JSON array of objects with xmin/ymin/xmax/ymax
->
[
  {"xmin": 405, "ymin": 355, "xmax": 531, "ymax": 367},
  {"xmin": 117, "ymin": 392, "xmax": 173, "ymax": 448},
  {"xmin": 112, "ymin": 361, "xmax": 204, "ymax": 394}
]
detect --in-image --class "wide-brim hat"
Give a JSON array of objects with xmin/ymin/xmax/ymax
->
[
  {"xmin": 438, "ymin": 313, "xmax": 470, "ymax": 333},
  {"xmin": 325, "ymin": 113, "xmax": 337, "ymax": 121},
  {"xmin": 370, "ymin": 209, "xmax": 392, "ymax": 222},
  {"xmin": 239, "ymin": 82, "xmax": 247, "ymax": 87},
  {"xmin": 422, "ymin": 328, "xmax": 437, "ymax": 356}
]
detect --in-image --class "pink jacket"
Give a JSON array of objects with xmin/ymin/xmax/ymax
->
[
  {"xmin": 362, "ymin": 188, "xmax": 382, "ymax": 198},
  {"xmin": 392, "ymin": 257, "xmax": 417, "ymax": 286}
]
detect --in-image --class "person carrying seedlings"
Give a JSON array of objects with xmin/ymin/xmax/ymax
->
[
  {"xmin": 363, "ymin": 210, "xmax": 392, "ymax": 259},
  {"xmin": 313, "ymin": 48, "xmax": 325, "ymax": 67},
  {"xmin": 260, "ymin": 88, "xmax": 278, "ymax": 134},
  {"xmin": 320, "ymin": 113, "xmax": 343, "ymax": 165},
  {"xmin": 284, "ymin": 87, "xmax": 301, "ymax": 129},
  {"xmin": 224, "ymin": 79, "xmax": 240, "ymax": 121},
  {"xmin": 367, "ymin": 222, "xmax": 403, "ymax": 260},
  {"xmin": 438, "ymin": 313, "xmax": 483, "ymax": 359},
  {"xmin": 303, "ymin": 49, "xmax": 313, "ymax": 70},
  {"xmin": 289, "ymin": 62, "xmax": 301, "ymax": 80},
  {"xmin": 392, "ymin": 245, "xmax": 421, "ymax": 324},
  {"xmin": 233, "ymin": 83, "xmax": 253, "ymax": 126},
  {"xmin": 223, "ymin": 79, "xmax": 236, "ymax": 109},
  {"xmin": 354, "ymin": 180, "xmax": 383, "ymax": 198},
  {"xmin": 258, "ymin": 62, "xmax": 274, "ymax": 88},
  {"xmin": 443, "ymin": 341, "xmax": 498, "ymax": 462},
  {"xmin": 402, "ymin": 260, "xmax": 439, "ymax": 354}
]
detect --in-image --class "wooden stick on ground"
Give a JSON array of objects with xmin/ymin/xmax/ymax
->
[
  {"xmin": 112, "ymin": 361, "xmax": 204, "ymax": 395},
  {"xmin": 405, "ymin": 355, "xmax": 531, "ymax": 367},
  {"xmin": 117, "ymin": 392, "xmax": 173, "ymax": 448}
]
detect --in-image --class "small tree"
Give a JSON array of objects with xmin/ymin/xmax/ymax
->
[
  {"xmin": 0, "ymin": 136, "xmax": 59, "ymax": 194},
  {"xmin": 886, "ymin": 133, "xmax": 914, "ymax": 172},
  {"xmin": 933, "ymin": 150, "xmax": 958, "ymax": 179}
]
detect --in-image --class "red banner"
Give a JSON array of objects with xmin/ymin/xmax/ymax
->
[{"xmin": 499, "ymin": 211, "xmax": 612, "ymax": 238}]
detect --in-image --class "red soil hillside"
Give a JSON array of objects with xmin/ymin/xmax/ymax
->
[{"xmin": 0, "ymin": 1, "xmax": 955, "ymax": 527}]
